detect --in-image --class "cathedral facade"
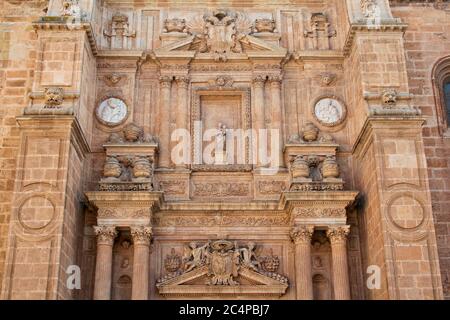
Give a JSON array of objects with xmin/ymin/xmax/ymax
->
[{"xmin": 0, "ymin": 0, "xmax": 449, "ymax": 300}]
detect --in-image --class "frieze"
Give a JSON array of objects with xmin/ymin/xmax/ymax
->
[
  {"xmin": 193, "ymin": 182, "xmax": 250, "ymax": 197},
  {"xmin": 97, "ymin": 207, "xmax": 151, "ymax": 219},
  {"xmin": 152, "ymin": 214, "xmax": 290, "ymax": 227},
  {"xmin": 292, "ymin": 207, "xmax": 346, "ymax": 218},
  {"xmin": 159, "ymin": 180, "xmax": 187, "ymax": 195},
  {"xmin": 258, "ymin": 181, "xmax": 287, "ymax": 194}
]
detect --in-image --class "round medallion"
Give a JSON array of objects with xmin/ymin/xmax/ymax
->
[
  {"xmin": 18, "ymin": 196, "xmax": 55, "ymax": 230},
  {"xmin": 313, "ymin": 96, "xmax": 346, "ymax": 127},
  {"xmin": 96, "ymin": 97, "xmax": 128, "ymax": 126}
]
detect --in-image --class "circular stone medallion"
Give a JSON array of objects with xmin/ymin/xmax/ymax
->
[
  {"xmin": 313, "ymin": 97, "xmax": 346, "ymax": 126},
  {"xmin": 96, "ymin": 97, "xmax": 128, "ymax": 126}
]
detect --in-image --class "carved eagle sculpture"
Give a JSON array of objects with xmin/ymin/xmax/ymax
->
[{"xmin": 186, "ymin": 9, "xmax": 253, "ymax": 61}]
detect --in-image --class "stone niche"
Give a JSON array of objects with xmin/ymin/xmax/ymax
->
[{"xmin": 191, "ymin": 84, "xmax": 252, "ymax": 172}]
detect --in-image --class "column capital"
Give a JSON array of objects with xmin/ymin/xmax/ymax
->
[
  {"xmin": 131, "ymin": 226, "xmax": 153, "ymax": 246},
  {"xmin": 175, "ymin": 75, "xmax": 190, "ymax": 88},
  {"xmin": 326, "ymin": 225, "xmax": 350, "ymax": 244},
  {"xmin": 290, "ymin": 225, "xmax": 314, "ymax": 244},
  {"xmin": 94, "ymin": 225, "xmax": 118, "ymax": 245},
  {"xmin": 159, "ymin": 75, "xmax": 173, "ymax": 88},
  {"xmin": 252, "ymin": 75, "xmax": 266, "ymax": 87},
  {"xmin": 268, "ymin": 75, "xmax": 283, "ymax": 87}
]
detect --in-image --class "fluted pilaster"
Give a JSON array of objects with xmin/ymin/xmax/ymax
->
[{"xmin": 158, "ymin": 75, "xmax": 173, "ymax": 168}]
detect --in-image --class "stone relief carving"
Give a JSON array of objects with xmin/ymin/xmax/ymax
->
[
  {"xmin": 381, "ymin": 88, "xmax": 398, "ymax": 107},
  {"xmin": 103, "ymin": 13, "xmax": 136, "ymax": 49},
  {"xmin": 158, "ymin": 180, "xmax": 186, "ymax": 195},
  {"xmin": 99, "ymin": 123, "xmax": 158, "ymax": 192},
  {"xmin": 157, "ymin": 240, "xmax": 288, "ymax": 286},
  {"xmin": 104, "ymin": 73, "xmax": 124, "ymax": 86},
  {"xmin": 164, "ymin": 248, "xmax": 182, "ymax": 273},
  {"xmin": 292, "ymin": 207, "xmax": 346, "ymax": 218},
  {"xmin": 152, "ymin": 214, "xmax": 290, "ymax": 227},
  {"xmin": 61, "ymin": 0, "xmax": 81, "ymax": 18},
  {"xmin": 253, "ymin": 18, "xmax": 276, "ymax": 33},
  {"xmin": 208, "ymin": 75, "xmax": 234, "ymax": 88},
  {"xmin": 304, "ymin": 13, "xmax": 336, "ymax": 50},
  {"xmin": 44, "ymin": 87, "xmax": 64, "ymax": 107},
  {"xmin": 193, "ymin": 182, "xmax": 250, "ymax": 197},
  {"xmin": 258, "ymin": 181, "xmax": 286, "ymax": 195},
  {"xmin": 185, "ymin": 10, "xmax": 254, "ymax": 61},
  {"xmin": 163, "ymin": 18, "xmax": 189, "ymax": 33},
  {"xmin": 360, "ymin": 0, "xmax": 379, "ymax": 18},
  {"xmin": 287, "ymin": 123, "xmax": 344, "ymax": 191},
  {"xmin": 318, "ymin": 72, "xmax": 337, "ymax": 86},
  {"xmin": 364, "ymin": 89, "xmax": 421, "ymax": 116},
  {"xmin": 260, "ymin": 249, "xmax": 280, "ymax": 273},
  {"xmin": 287, "ymin": 122, "xmax": 335, "ymax": 144}
]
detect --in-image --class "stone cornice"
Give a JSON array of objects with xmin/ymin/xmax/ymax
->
[
  {"xmin": 15, "ymin": 115, "xmax": 91, "ymax": 158},
  {"xmin": 352, "ymin": 115, "xmax": 427, "ymax": 158},
  {"xmin": 343, "ymin": 22, "xmax": 408, "ymax": 56},
  {"xmin": 32, "ymin": 19, "xmax": 98, "ymax": 56}
]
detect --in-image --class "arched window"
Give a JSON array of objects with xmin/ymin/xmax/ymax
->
[
  {"xmin": 444, "ymin": 79, "xmax": 450, "ymax": 125},
  {"xmin": 432, "ymin": 56, "xmax": 450, "ymax": 135}
]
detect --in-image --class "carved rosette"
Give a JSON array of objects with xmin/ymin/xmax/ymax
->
[
  {"xmin": 94, "ymin": 225, "xmax": 118, "ymax": 245},
  {"xmin": 326, "ymin": 225, "xmax": 350, "ymax": 244},
  {"xmin": 290, "ymin": 226, "xmax": 314, "ymax": 244},
  {"xmin": 131, "ymin": 226, "xmax": 153, "ymax": 246}
]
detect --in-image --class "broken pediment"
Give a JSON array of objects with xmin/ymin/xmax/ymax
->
[
  {"xmin": 156, "ymin": 240, "xmax": 289, "ymax": 298},
  {"xmin": 154, "ymin": 10, "xmax": 287, "ymax": 61}
]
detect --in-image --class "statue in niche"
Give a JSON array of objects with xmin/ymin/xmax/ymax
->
[{"xmin": 215, "ymin": 123, "xmax": 228, "ymax": 165}]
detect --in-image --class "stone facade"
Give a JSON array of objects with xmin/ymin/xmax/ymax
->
[{"xmin": 0, "ymin": 0, "xmax": 449, "ymax": 300}]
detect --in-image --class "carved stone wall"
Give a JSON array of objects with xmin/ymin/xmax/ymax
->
[{"xmin": 0, "ymin": 0, "xmax": 448, "ymax": 301}]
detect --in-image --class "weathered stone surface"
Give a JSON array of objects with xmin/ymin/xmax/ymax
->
[{"xmin": 0, "ymin": 0, "xmax": 448, "ymax": 301}]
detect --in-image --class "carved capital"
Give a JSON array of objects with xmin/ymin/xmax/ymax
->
[
  {"xmin": 94, "ymin": 225, "xmax": 118, "ymax": 245},
  {"xmin": 252, "ymin": 75, "xmax": 266, "ymax": 88},
  {"xmin": 175, "ymin": 76, "xmax": 190, "ymax": 89},
  {"xmin": 290, "ymin": 225, "xmax": 314, "ymax": 244},
  {"xmin": 326, "ymin": 225, "xmax": 350, "ymax": 245},
  {"xmin": 159, "ymin": 76, "xmax": 173, "ymax": 88},
  {"xmin": 131, "ymin": 226, "xmax": 153, "ymax": 245},
  {"xmin": 268, "ymin": 75, "xmax": 282, "ymax": 88}
]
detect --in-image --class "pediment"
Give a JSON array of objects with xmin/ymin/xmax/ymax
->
[
  {"xmin": 154, "ymin": 34, "xmax": 287, "ymax": 60},
  {"xmin": 156, "ymin": 240, "xmax": 289, "ymax": 298},
  {"xmin": 156, "ymin": 265, "xmax": 288, "ymax": 298}
]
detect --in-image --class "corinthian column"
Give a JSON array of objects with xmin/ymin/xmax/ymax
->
[
  {"xmin": 327, "ymin": 225, "xmax": 351, "ymax": 300},
  {"xmin": 175, "ymin": 76, "xmax": 190, "ymax": 169},
  {"xmin": 158, "ymin": 76, "xmax": 173, "ymax": 168},
  {"xmin": 93, "ymin": 225, "xmax": 118, "ymax": 300},
  {"xmin": 252, "ymin": 75, "xmax": 266, "ymax": 168},
  {"xmin": 131, "ymin": 226, "xmax": 152, "ymax": 300},
  {"xmin": 268, "ymin": 75, "xmax": 284, "ymax": 168},
  {"xmin": 290, "ymin": 225, "xmax": 314, "ymax": 300}
]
